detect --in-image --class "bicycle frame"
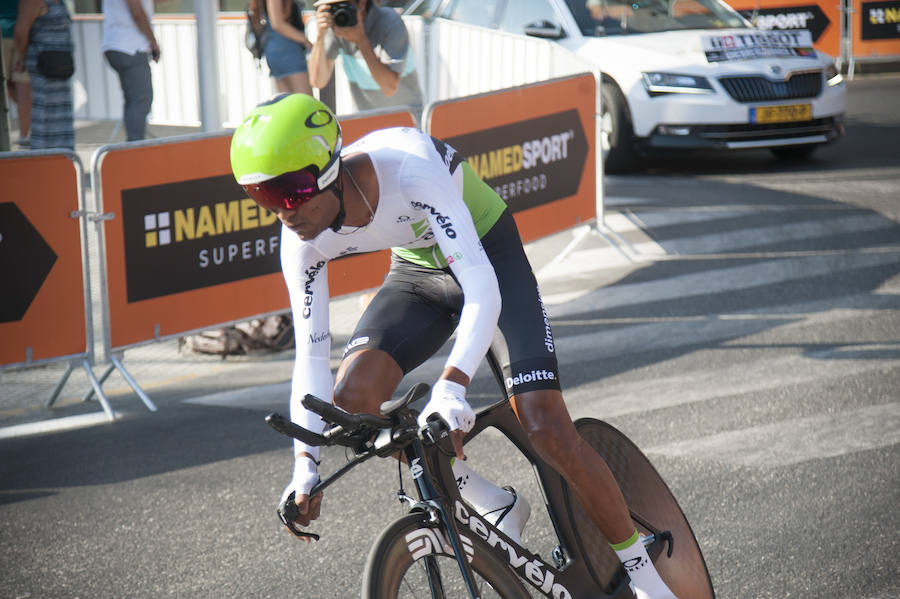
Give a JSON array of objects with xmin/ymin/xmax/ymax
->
[
  {"xmin": 275, "ymin": 349, "xmax": 676, "ymax": 598},
  {"xmin": 416, "ymin": 397, "xmax": 638, "ymax": 599}
]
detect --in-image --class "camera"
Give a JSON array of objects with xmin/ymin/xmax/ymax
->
[{"xmin": 328, "ymin": 2, "xmax": 358, "ymax": 28}]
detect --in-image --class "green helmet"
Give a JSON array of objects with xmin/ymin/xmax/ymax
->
[{"xmin": 230, "ymin": 93, "xmax": 343, "ymax": 188}]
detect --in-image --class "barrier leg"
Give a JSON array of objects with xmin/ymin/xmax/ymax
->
[
  {"xmin": 111, "ymin": 355, "xmax": 158, "ymax": 412},
  {"xmin": 543, "ymin": 219, "xmax": 634, "ymax": 272},
  {"xmin": 81, "ymin": 359, "xmax": 117, "ymax": 421},
  {"xmin": 46, "ymin": 362, "xmax": 76, "ymax": 408},
  {"xmin": 82, "ymin": 363, "xmax": 115, "ymax": 402}
]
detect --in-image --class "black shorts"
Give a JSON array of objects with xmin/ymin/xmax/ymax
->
[{"xmin": 343, "ymin": 209, "xmax": 560, "ymax": 397}]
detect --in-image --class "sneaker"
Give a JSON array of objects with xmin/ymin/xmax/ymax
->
[{"xmin": 484, "ymin": 486, "xmax": 531, "ymax": 544}]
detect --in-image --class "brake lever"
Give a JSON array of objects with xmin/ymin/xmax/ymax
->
[
  {"xmin": 420, "ymin": 416, "xmax": 457, "ymax": 460},
  {"xmin": 278, "ymin": 491, "xmax": 321, "ymax": 542}
]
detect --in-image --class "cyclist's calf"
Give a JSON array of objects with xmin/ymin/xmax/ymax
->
[
  {"xmin": 512, "ymin": 389, "xmax": 635, "ymax": 542},
  {"xmin": 510, "ymin": 389, "xmax": 585, "ymax": 472}
]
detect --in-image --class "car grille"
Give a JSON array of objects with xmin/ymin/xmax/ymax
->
[
  {"xmin": 693, "ymin": 117, "xmax": 837, "ymax": 142},
  {"xmin": 718, "ymin": 72, "xmax": 823, "ymax": 103}
]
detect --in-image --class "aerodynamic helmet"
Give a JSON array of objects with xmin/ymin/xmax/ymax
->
[{"xmin": 230, "ymin": 93, "xmax": 343, "ymax": 213}]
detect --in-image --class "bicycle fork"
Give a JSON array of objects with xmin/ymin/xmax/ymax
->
[{"xmin": 402, "ymin": 440, "xmax": 484, "ymax": 599}]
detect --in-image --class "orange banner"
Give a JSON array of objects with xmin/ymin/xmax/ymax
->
[
  {"xmin": 98, "ymin": 111, "xmax": 414, "ymax": 351},
  {"xmin": 1, "ymin": 154, "xmax": 87, "ymax": 366},
  {"xmin": 725, "ymin": 0, "xmax": 842, "ymax": 58},
  {"xmin": 426, "ymin": 73, "xmax": 597, "ymax": 244},
  {"xmin": 851, "ymin": 0, "xmax": 900, "ymax": 59}
]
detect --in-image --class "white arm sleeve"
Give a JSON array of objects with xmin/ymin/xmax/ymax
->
[
  {"xmin": 446, "ymin": 263, "xmax": 501, "ymax": 377},
  {"xmin": 405, "ymin": 170, "xmax": 502, "ymax": 379},
  {"xmin": 280, "ymin": 226, "xmax": 334, "ymax": 463}
]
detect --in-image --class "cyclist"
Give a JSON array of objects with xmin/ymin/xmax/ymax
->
[{"xmin": 230, "ymin": 93, "xmax": 679, "ymax": 599}]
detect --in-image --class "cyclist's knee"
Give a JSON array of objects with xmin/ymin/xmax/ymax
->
[
  {"xmin": 333, "ymin": 349, "xmax": 402, "ymax": 415},
  {"xmin": 333, "ymin": 374, "xmax": 396, "ymax": 416}
]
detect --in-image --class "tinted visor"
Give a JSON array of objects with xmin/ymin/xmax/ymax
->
[{"xmin": 242, "ymin": 169, "xmax": 321, "ymax": 212}]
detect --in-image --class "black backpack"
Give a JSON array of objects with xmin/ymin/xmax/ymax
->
[{"xmin": 245, "ymin": 2, "xmax": 269, "ymax": 61}]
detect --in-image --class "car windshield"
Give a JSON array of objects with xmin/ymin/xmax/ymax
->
[{"xmin": 565, "ymin": 0, "xmax": 748, "ymax": 36}]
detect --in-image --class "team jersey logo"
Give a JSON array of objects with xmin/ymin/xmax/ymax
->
[{"xmin": 409, "ymin": 201, "xmax": 457, "ymax": 239}]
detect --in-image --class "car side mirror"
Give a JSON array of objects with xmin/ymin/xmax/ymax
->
[{"xmin": 524, "ymin": 20, "xmax": 565, "ymax": 40}]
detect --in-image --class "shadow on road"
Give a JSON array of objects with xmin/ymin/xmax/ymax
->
[{"xmin": 0, "ymin": 403, "xmax": 285, "ymax": 504}]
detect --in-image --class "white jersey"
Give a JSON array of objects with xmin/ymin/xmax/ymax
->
[
  {"xmin": 281, "ymin": 127, "xmax": 501, "ymax": 459},
  {"xmin": 101, "ymin": 0, "xmax": 154, "ymax": 55}
]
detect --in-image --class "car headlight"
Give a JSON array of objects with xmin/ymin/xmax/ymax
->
[
  {"xmin": 641, "ymin": 72, "xmax": 715, "ymax": 95},
  {"xmin": 824, "ymin": 62, "xmax": 843, "ymax": 86}
]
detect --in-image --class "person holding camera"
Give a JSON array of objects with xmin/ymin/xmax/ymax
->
[
  {"xmin": 101, "ymin": 0, "xmax": 160, "ymax": 141},
  {"xmin": 308, "ymin": 0, "xmax": 421, "ymax": 112}
]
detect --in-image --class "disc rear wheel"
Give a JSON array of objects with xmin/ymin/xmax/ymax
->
[{"xmin": 567, "ymin": 418, "xmax": 715, "ymax": 598}]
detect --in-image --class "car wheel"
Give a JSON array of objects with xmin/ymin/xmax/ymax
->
[
  {"xmin": 770, "ymin": 144, "xmax": 819, "ymax": 160},
  {"xmin": 600, "ymin": 81, "xmax": 639, "ymax": 174}
]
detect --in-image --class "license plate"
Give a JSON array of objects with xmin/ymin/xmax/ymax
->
[{"xmin": 750, "ymin": 104, "xmax": 812, "ymax": 124}]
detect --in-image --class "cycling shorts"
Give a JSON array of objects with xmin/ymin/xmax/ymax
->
[{"xmin": 343, "ymin": 209, "xmax": 561, "ymax": 397}]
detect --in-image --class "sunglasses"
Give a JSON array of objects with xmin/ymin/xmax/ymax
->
[
  {"xmin": 242, "ymin": 136, "xmax": 343, "ymax": 212},
  {"xmin": 242, "ymin": 169, "xmax": 324, "ymax": 212}
]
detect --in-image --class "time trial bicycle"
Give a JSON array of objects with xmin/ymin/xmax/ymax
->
[{"xmin": 267, "ymin": 349, "xmax": 715, "ymax": 598}]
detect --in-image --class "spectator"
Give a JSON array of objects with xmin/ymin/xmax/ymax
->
[
  {"xmin": 308, "ymin": 0, "xmax": 421, "ymax": 112},
  {"xmin": 1, "ymin": 1, "xmax": 32, "ymax": 147},
  {"xmin": 255, "ymin": 0, "xmax": 313, "ymax": 94},
  {"xmin": 586, "ymin": 0, "xmax": 625, "ymax": 34},
  {"xmin": 13, "ymin": 0, "xmax": 74, "ymax": 151},
  {"xmin": 101, "ymin": 0, "xmax": 159, "ymax": 142}
]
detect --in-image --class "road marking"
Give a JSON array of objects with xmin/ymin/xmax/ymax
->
[
  {"xmin": 564, "ymin": 348, "xmax": 898, "ymax": 420},
  {"xmin": 645, "ymin": 403, "xmax": 900, "ymax": 467},
  {"xmin": 0, "ymin": 411, "xmax": 118, "ymax": 439},
  {"xmin": 183, "ymin": 381, "xmax": 290, "ymax": 408}
]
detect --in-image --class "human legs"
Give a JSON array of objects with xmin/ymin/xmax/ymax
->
[
  {"xmin": 104, "ymin": 50, "xmax": 153, "ymax": 141},
  {"xmin": 3, "ymin": 38, "xmax": 31, "ymax": 140},
  {"xmin": 264, "ymin": 30, "xmax": 310, "ymax": 95},
  {"xmin": 12, "ymin": 79, "xmax": 32, "ymax": 139},
  {"xmin": 513, "ymin": 393, "xmax": 677, "ymax": 598},
  {"xmin": 333, "ymin": 256, "xmax": 459, "ymax": 412},
  {"xmin": 484, "ymin": 211, "xmax": 678, "ymax": 597},
  {"xmin": 333, "ymin": 348, "xmax": 404, "ymax": 414},
  {"xmin": 275, "ymin": 71, "xmax": 312, "ymax": 95},
  {"xmin": 512, "ymin": 390, "xmax": 634, "ymax": 540}
]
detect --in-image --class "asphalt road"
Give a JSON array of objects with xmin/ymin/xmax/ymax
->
[{"xmin": 1, "ymin": 75, "xmax": 898, "ymax": 599}]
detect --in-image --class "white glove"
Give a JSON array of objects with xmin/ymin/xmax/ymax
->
[
  {"xmin": 417, "ymin": 379, "xmax": 475, "ymax": 433},
  {"xmin": 280, "ymin": 455, "xmax": 319, "ymax": 503}
]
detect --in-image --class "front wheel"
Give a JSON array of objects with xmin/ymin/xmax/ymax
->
[
  {"xmin": 600, "ymin": 81, "xmax": 640, "ymax": 174},
  {"xmin": 362, "ymin": 512, "xmax": 531, "ymax": 599},
  {"xmin": 567, "ymin": 418, "xmax": 716, "ymax": 599}
]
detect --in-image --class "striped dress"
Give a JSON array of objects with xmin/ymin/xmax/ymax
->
[{"xmin": 25, "ymin": 0, "xmax": 75, "ymax": 151}]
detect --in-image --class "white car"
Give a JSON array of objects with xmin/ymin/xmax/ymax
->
[{"xmin": 405, "ymin": 0, "xmax": 846, "ymax": 172}]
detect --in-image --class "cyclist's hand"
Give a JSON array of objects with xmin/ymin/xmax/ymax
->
[
  {"xmin": 279, "ymin": 455, "xmax": 321, "ymax": 539},
  {"xmin": 294, "ymin": 492, "xmax": 323, "ymax": 527},
  {"xmin": 417, "ymin": 379, "xmax": 474, "ymax": 460}
]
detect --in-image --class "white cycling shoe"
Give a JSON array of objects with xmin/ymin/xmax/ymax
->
[{"xmin": 483, "ymin": 486, "xmax": 531, "ymax": 544}]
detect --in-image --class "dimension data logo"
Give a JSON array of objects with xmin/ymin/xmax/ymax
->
[
  {"xmin": 445, "ymin": 110, "xmax": 588, "ymax": 212},
  {"xmin": 121, "ymin": 175, "xmax": 283, "ymax": 303}
]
